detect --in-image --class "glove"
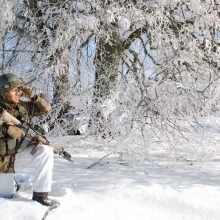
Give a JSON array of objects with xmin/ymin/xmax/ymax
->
[
  {"xmin": 21, "ymin": 85, "xmax": 36, "ymax": 99},
  {"xmin": 8, "ymin": 126, "xmax": 25, "ymax": 139},
  {"xmin": 2, "ymin": 124, "xmax": 25, "ymax": 139}
]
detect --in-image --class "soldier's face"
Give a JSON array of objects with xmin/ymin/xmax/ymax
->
[{"xmin": 4, "ymin": 87, "xmax": 21, "ymax": 104}]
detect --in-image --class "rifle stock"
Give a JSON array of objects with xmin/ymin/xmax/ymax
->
[{"xmin": 0, "ymin": 107, "xmax": 21, "ymax": 126}]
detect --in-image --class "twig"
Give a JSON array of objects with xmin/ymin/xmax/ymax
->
[
  {"xmin": 41, "ymin": 204, "xmax": 58, "ymax": 220},
  {"xmin": 86, "ymin": 153, "xmax": 111, "ymax": 169}
]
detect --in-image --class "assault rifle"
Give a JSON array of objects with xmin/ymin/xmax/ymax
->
[{"xmin": 0, "ymin": 107, "xmax": 73, "ymax": 162}]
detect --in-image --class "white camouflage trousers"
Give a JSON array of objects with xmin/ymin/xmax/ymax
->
[{"xmin": 14, "ymin": 144, "xmax": 54, "ymax": 192}]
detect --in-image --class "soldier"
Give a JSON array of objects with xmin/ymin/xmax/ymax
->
[{"xmin": 0, "ymin": 73, "xmax": 59, "ymax": 206}]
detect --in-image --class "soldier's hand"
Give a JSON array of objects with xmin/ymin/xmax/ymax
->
[
  {"xmin": 21, "ymin": 85, "xmax": 35, "ymax": 99},
  {"xmin": 6, "ymin": 125, "xmax": 25, "ymax": 139}
]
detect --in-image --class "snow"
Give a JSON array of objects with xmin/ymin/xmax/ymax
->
[{"xmin": 1, "ymin": 135, "xmax": 220, "ymax": 220}]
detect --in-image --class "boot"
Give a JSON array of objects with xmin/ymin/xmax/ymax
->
[{"xmin": 32, "ymin": 192, "xmax": 60, "ymax": 207}]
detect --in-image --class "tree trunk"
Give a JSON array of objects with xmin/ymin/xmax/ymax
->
[
  {"xmin": 90, "ymin": 30, "xmax": 124, "ymax": 136},
  {"xmin": 27, "ymin": 0, "xmax": 72, "ymax": 133}
]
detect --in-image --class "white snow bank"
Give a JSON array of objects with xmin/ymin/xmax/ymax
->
[{"xmin": 1, "ymin": 136, "xmax": 220, "ymax": 220}]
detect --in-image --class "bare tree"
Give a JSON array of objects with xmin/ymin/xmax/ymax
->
[{"xmin": 0, "ymin": 0, "xmax": 220, "ymax": 140}]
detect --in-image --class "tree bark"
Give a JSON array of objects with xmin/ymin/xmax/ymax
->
[
  {"xmin": 90, "ymin": 29, "xmax": 123, "ymax": 135},
  {"xmin": 27, "ymin": 0, "xmax": 72, "ymax": 132}
]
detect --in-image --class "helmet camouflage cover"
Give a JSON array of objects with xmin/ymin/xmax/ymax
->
[{"xmin": 0, "ymin": 73, "xmax": 23, "ymax": 91}]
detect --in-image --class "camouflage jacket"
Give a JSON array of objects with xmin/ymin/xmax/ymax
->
[{"xmin": 0, "ymin": 96, "xmax": 51, "ymax": 172}]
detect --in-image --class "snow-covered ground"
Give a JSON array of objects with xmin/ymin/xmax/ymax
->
[{"xmin": 1, "ymin": 135, "xmax": 220, "ymax": 220}]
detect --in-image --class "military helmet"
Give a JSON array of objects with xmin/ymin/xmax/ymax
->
[{"xmin": 0, "ymin": 73, "xmax": 23, "ymax": 90}]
